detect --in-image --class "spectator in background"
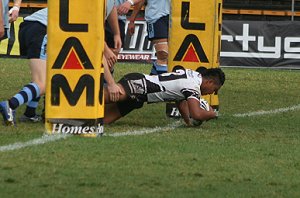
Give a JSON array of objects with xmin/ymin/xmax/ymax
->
[
  {"xmin": 0, "ymin": 0, "xmax": 22, "ymax": 40},
  {"xmin": 128, "ymin": 0, "xmax": 170, "ymax": 75}
]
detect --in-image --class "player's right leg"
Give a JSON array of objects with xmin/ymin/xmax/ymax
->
[
  {"xmin": 19, "ymin": 96, "xmax": 43, "ymax": 122},
  {"xmin": 0, "ymin": 82, "xmax": 40, "ymax": 126},
  {"xmin": 0, "ymin": 101, "xmax": 16, "ymax": 126}
]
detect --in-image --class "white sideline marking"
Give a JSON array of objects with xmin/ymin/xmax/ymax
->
[
  {"xmin": 106, "ymin": 121, "xmax": 181, "ymax": 137},
  {"xmin": 1, "ymin": 103, "xmax": 299, "ymax": 152},
  {"xmin": 233, "ymin": 104, "xmax": 300, "ymax": 117},
  {"xmin": 0, "ymin": 104, "xmax": 300, "ymax": 152},
  {"xmin": 0, "ymin": 121, "xmax": 181, "ymax": 152},
  {"xmin": 0, "ymin": 134, "xmax": 69, "ymax": 152}
]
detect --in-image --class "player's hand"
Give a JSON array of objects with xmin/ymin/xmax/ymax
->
[
  {"xmin": 107, "ymin": 83, "xmax": 124, "ymax": 102},
  {"xmin": 117, "ymin": 1, "xmax": 131, "ymax": 15},
  {"xmin": 208, "ymin": 106, "xmax": 218, "ymax": 119},
  {"xmin": 9, "ymin": 6, "xmax": 20, "ymax": 22},
  {"xmin": 113, "ymin": 35, "xmax": 122, "ymax": 53},
  {"xmin": 128, "ymin": 21, "xmax": 135, "ymax": 36},
  {"xmin": 104, "ymin": 48, "xmax": 117, "ymax": 69}
]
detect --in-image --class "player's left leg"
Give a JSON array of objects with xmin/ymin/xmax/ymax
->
[
  {"xmin": 29, "ymin": 58, "xmax": 47, "ymax": 95},
  {"xmin": 104, "ymin": 99, "xmax": 144, "ymax": 124},
  {"xmin": 19, "ymin": 96, "xmax": 42, "ymax": 122},
  {"xmin": 147, "ymin": 15, "xmax": 169, "ymax": 75},
  {"xmin": 103, "ymin": 103, "xmax": 122, "ymax": 124},
  {"xmin": 151, "ymin": 38, "xmax": 168, "ymax": 75}
]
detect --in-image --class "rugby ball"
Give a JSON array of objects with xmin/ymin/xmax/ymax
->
[
  {"xmin": 199, "ymin": 98, "xmax": 210, "ymax": 111},
  {"xmin": 191, "ymin": 98, "xmax": 210, "ymax": 126}
]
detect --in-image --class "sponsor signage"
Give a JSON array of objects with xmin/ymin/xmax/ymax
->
[
  {"xmin": 221, "ymin": 20, "xmax": 300, "ymax": 68},
  {"xmin": 169, "ymin": 0, "xmax": 222, "ymax": 70},
  {"xmin": 45, "ymin": 0, "xmax": 105, "ymax": 136},
  {"xmin": 168, "ymin": 0, "xmax": 223, "ymax": 112},
  {"xmin": 0, "ymin": 17, "xmax": 23, "ymax": 57},
  {"xmin": 119, "ymin": 20, "xmax": 155, "ymax": 62}
]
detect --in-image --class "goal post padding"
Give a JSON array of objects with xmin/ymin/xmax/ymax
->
[
  {"xmin": 169, "ymin": 0, "xmax": 223, "ymax": 110},
  {"xmin": 45, "ymin": 0, "xmax": 105, "ymax": 136}
]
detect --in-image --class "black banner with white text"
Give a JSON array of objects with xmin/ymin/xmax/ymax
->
[{"xmin": 220, "ymin": 20, "xmax": 300, "ymax": 69}]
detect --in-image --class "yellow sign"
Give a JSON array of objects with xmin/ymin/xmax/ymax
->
[
  {"xmin": 169, "ymin": 0, "xmax": 223, "ymax": 109},
  {"xmin": 0, "ymin": 17, "xmax": 23, "ymax": 56},
  {"xmin": 46, "ymin": 0, "xmax": 105, "ymax": 136}
]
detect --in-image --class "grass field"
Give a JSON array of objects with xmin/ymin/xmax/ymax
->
[{"xmin": 0, "ymin": 58, "xmax": 300, "ymax": 197}]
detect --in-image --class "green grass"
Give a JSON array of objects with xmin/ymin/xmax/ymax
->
[{"xmin": 0, "ymin": 58, "xmax": 300, "ymax": 197}]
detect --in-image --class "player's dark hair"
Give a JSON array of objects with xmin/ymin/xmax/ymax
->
[{"xmin": 197, "ymin": 67, "xmax": 225, "ymax": 86}]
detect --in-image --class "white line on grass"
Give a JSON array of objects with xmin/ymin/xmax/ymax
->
[
  {"xmin": 0, "ymin": 121, "xmax": 182, "ymax": 152},
  {"xmin": 0, "ymin": 134, "xmax": 69, "ymax": 152},
  {"xmin": 233, "ymin": 104, "xmax": 300, "ymax": 117},
  {"xmin": 106, "ymin": 121, "xmax": 181, "ymax": 137},
  {"xmin": 1, "ymin": 103, "xmax": 299, "ymax": 152}
]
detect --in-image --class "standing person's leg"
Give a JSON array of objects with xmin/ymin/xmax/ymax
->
[
  {"xmin": 20, "ymin": 58, "xmax": 46, "ymax": 122},
  {"xmin": 147, "ymin": 15, "xmax": 169, "ymax": 75},
  {"xmin": 151, "ymin": 38, "xmax": 168, "ymax": 75},
  {"xmin": 20, "ymin": 24, "xmax": 47, "ymax": 123},
  {"xmin": 0, "ymin": 58, "xmax": 46, "ymax": 126},
  {"xmin": 0, "ymin": 23, "xmax": 47, "ymax": 126}
]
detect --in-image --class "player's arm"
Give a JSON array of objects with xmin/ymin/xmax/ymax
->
[
  {"xmin": 9, "ymin": 0, "xmax": 21, "ymax": 22},
  {"xmin": 0, "ymin": 0, "xmax": 4, "ymax": 39},
  {"xmin": 104, "ymin": 42, "xmax": 117, "ymax": 69},
  {"xmin": 127, "ymin": 0, "xmax": 145, "ymax": 36},
  {"xmin": 107, "ymin": 6, "xmax": 122, "ymax": 51},
  {"xmin": 102, "ymin": 56, "xmax": 123, "ymax": 102},
  {"xmin": 176, "ymin": 100, "xmax": 192, "ymax": 126},
  {"xmin": 187, "ymin": 98, "xmax": 217, "ymax": 121},
  {"xmin": 117, "ymin": 0, "xmax": 142, "ymax": 15}
]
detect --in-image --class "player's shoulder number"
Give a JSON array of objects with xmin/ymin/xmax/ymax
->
[{"xmin": 159, "ymin": 69, "xmax": 187, "ymax": 81}]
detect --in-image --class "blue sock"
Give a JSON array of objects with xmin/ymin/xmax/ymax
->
[
  {"xmin": 150, "ymin": 61, "xmax": 168, "ymax": 75},
  {"xmin": 9, "ymin": 83, "xmax": 40, "ymax": 110},
  {"xmin": 24, "ymin": 97, "xmax": 41, "ymax": 117}
]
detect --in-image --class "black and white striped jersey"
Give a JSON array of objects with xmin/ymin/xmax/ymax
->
[
  {"xmin": 145, "ymin": 69, "xmax": 202, "ymax": 103},
  {"xmin": 121, "ymin": 69, "xmax": 202, "ymax": 103}
]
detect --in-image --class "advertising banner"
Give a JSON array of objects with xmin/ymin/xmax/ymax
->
[
  {"xmin": 221, "ymin": 20, "xmax": 300, "ymax": 69},
  {"xmin": 0, "ymin": 17, "xmax": 23, "ymax": 57},
  {"xmin": 45, "ymin": 0, "xmax": 105, "ymax": 136}
]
